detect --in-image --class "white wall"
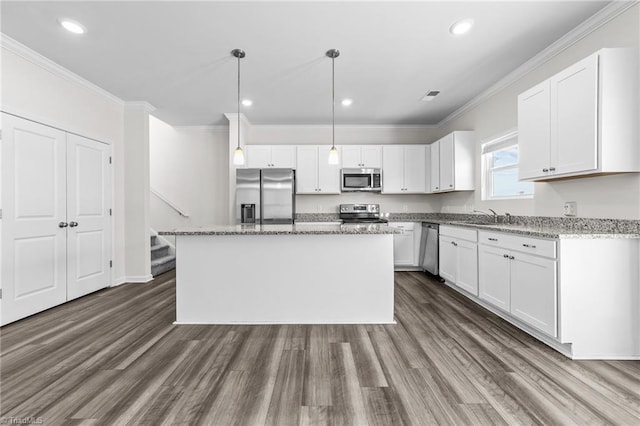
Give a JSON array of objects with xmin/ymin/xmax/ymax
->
[
  {"xmin": 124, "ymin": 104, "xmax": 152, "ymax": 281},
  {"xmin": 149, "ymin": 117, "xmax": 229, "ymax": 229},
  {"xmin": 436, "ymin": 4, "xmax": 640, "ymax": 220},
  {"xmin": 250, "ymin": 125, "xmax": 444, "ymax": 214}
]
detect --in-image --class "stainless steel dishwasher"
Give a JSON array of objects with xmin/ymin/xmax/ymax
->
[{"xmin": 419, "ymin": 222, "xmax": 439, "ymax": 276}]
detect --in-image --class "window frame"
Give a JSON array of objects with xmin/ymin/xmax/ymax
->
[{"xmin": 481, "ymin": 129, "xmax": 534, "ymax": 201}]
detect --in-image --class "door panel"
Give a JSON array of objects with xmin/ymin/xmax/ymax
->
[
  {"xmin": 66, "ymin": 134, "xmax": 112, "ymax": 300},
  {"xmin": 478, "ymin": 245, "xmax": 510, "ymax": 312},
  {"xmin": 1, "ymin": 114, "xmax": 67, "ymax": 325},
  {"xmin": 341, "ymin": 146, "xmax": 362, "ymax": 168},
  {"xmin": 455, "ymin": 239, "xmax": 478, "ymax": 296},
  {"xmin": 382, "ymin": 146, "xmax": 404, "ymax": 193},
  {"xmin": 295, "ymin": 146, "xmax": 318, "ymax": 193},
  {"xmin": 552, "ymin": 55, "xmax": 598, "ymax": 175},
  {"xmin": 361, "ymin": 146, "xmax": 382, "ymax": 168},
  {"xmin": 438, "ymin": 235, "xmax": 456, "ymax": 283},
  {"xmin": 439, "ymin": 134, "xmax": 455, "ymax": 191},
  {"xmin": 316, "ymin": 146, "xmax": 340, "ymax": 193},
  {"xmin": 270, "ymin": 146, "xmax": 296, "ymax": 168},
  {"xmin": 404, "ymin": 145, "xmax": 426, "ymax": 193},
  {"xmin": 510, "ymin": 253, "xmax": 557, "ymax": 337},
  {"xmin": 430, "ymin": 141, "xmax": 440, "ymax": 192},
  {"xmin": 518, "ymin": 81, "xmax": 551, "ymax": 180}
]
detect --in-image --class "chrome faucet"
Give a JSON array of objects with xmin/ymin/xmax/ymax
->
[{"xmin": 473, "ymin": 209, "xmax": 499, "ymax": 223}]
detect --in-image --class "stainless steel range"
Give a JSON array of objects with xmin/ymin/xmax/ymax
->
[{"xmin": 339, "ymin": 204, "xmax": 388, "ymax": 224}]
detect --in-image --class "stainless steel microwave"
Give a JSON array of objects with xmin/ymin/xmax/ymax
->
[{"xmin": 341, "ymin": 168, "xmax": 382, "ymax": 192}]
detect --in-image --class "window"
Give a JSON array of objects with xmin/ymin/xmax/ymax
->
[{"xmin": 481, "ymin": 129, "xmax": 533, "ymax": 200}]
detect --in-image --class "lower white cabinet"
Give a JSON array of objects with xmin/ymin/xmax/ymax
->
[
  {"xmin": 510, "ymin": 252, "xmax": 557, "ymax": 338},
  {"xmin": 388, "ymin": 222, "xmax": 421, "ymax": 268},
  {"xmin": 439, "ymin": 226, "xmax": 478, "ymax": 295},
  {"xmin": 478, "ymin": 231, "xmax": 557, "ymax": 337}
]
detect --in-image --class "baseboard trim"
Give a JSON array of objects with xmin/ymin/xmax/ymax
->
[{"xmin": 112, "ymin": 274, "xmax": 154, "ymax": 286}]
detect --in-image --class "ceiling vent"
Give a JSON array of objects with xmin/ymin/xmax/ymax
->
[{"xmin": 421, "ymin": 90, "xmax": 440, "ymax": 102}]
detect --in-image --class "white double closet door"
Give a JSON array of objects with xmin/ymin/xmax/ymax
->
[{"xmin": 1, "ymin": 114, "xmax": 112, "ymax": 325}]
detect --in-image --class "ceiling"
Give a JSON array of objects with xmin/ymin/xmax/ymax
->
[{"xmin": 1, "ymin": 1, "xmax": 611, "ymax": 126}]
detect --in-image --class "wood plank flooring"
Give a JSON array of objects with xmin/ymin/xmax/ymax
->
[{"xmin": 1, "ymin": 271, "xmax": 639, "ymax": 425}]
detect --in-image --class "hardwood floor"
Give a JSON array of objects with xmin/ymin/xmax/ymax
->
[{"xmin": 1, "ymin": 271, "xmax": 639, "ymax": 425}]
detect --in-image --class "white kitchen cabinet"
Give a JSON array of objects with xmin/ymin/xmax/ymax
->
[
  {"xmin": 429, "ymin": 131, "xmax": 474, "ymax": 193},
  {"xmin": 340, "ymin": 145, "xmax": 382, "ymax": 168},
  {"xmin": 246, "ymin": 145, "xmax": 296, "ymax": 168},
  {"xmin": 295, "ymin": 146, "xmax": 340, "ymax": 194},
  {"xmin": 388, "ymin": 222, "xmax": 422, "ymax": 268},
  {"xmin": 382, "ymin": 145, "xmax": 426, "ymax": 194},
  {"xmin": 510, "ymin": 252, "xmax": 557, "ymax": 338},
  {"xmin": 518, "ymin": 48, "xmax": 639, "ymax": 181},
  {"xmin": 478, "ymin": 230, "xmax": 557, "ymax": 337},
  {"xmin": 478, "ymin": 245, "xmax": 511, "ymax": 312},
  {"xmin": 430, "ymin": 140, "xmax": 440, "ymax": 192},
  {"xmin": 439, "ymin": 226, "xmax": 478, "ymax": 295},
  {"xmin": 1, "ymin": 114, "xmax": 112, "ymax": 326}
]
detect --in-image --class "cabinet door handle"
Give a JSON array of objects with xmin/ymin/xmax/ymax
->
[
  {"xmin": 488, "ymin": 237, "xmax": 498, "ymax": 241},
  {"xmin": 69, "ymin": 221, "xmax": 79, "ymax": 228},
  {"xmin": 549, "ymin": 167, "xmax": 556, "ymax": 172},
  {"xmin": 59, "ymin": 221, "xmax": 68, "ymax": 228},
  {"xmin": 435, "ymin": 186, "xmax": 439, "ymax": 190},
  {"xmin": 522, "ymin": 243, "xmax": 536, "ymax": 248},
  {"xmin": 318, "ymin": 188, "xmax": 322, "ymax": 192},
  {"xmin": 509, "ymin": 256, "xmax": 515, "ymax": 260},
  {"xmin": 449, "ymin": 184, "xmax": 453, "ymax": 187},
  {"xmin": 503, "ymin": 254, "xmax": 509, "ymax": 258},
  {"xmin": 542, "ymin": 168, "xmax": 549, "ymax": 172}
]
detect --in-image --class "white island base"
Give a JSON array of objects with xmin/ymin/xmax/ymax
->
[{"xmin": 172, "ymin": 229, "xmax": 395, "ymax": 324}]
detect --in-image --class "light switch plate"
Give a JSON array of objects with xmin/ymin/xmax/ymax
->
[{"xmin": 563, "ymin": 201, "xmax": 577, "ymax": 217}]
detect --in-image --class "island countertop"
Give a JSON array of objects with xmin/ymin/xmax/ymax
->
[{"xmin": 159, "ymin": 223, "xmax": 399, "ymax": 236}]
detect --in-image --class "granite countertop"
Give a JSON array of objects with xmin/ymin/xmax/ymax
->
[
  {"xmin": 295, "ymin": 212, "xmax": 640, "ymax": 239},
  {"xmin": 435, "ymin": 221, "xmax": 640, "ymax": 239},
  {"xmin": 159, "ymin": 223, "xmax": 399, "ymax": 236}
]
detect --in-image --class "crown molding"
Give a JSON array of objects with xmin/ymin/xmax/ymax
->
[
  {"xmin": 1, "ymin": 33, "xmax": 126, "ymax": 107},
  {"xmin": 125, "ymin": 101, "xmax": 156, "ymax": 113},
  {"xmin": 438, "ymin": 0, "xmax": 639, "ymax": 126},
  {"xmin": 173, "ymin": 125, "xmax": 229, "ymax": 132},
  {"xmin": 250, "ymin": 123, "xmax": 438, "ymax": 130},
  {"xmin": 224, "ymin": 113, "xmax": 252, "ymax": 127}
]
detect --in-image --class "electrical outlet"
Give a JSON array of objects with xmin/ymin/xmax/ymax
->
[
  {"xmin": 402, "ymin": 205, "xmax": 408, "ymax": 212},
  {"xmin": 563, "ymin": 201, "xmax": 577, "ymax": 217}
]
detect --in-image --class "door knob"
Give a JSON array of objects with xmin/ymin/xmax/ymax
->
[
  {"xmin": 58, "ymin": 222, "xmax": 68, "ymax": 228},
  {"xmin": 69, "ymin": 221, "xmax": 79, "ymax": 227}
]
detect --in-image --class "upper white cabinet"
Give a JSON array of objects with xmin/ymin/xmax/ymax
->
[
  {"xmin": 246, "ymin": 145, "xmax": 296, "ymax": 168},
  {"xmin": 341, "ymin": 145, "xmax": 382, "ymax": 168},
  {"xmin": 429, "ymin": 131, "xmax": 474, "ymax": 193},
  {"xmin": 382, "ymin": 145, "xmax": 426, "ymax": 193},
  {"xmin": 518, "ymin": 48, "xmax": 639, "ymax": 181},
  {"xmin": 295, "ymin": 146, "xmax": 340, "ymax": 194}
]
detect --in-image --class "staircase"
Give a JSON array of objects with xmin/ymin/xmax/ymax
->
[{"xmin": 151, "ymin": 234, "xmax": 176, "ymax": 277}]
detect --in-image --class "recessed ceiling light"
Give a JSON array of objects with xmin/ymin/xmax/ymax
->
[
  {"xmin": 242, "ymin": 99, "xmax": 253, "ymax": 107},
  {"xmin": 449, "ymin": 18, "xmax": 474, "ymax": 36},
  {"xmin": 341, "ymin": 99, "xmax": 353, "ymax": 107},
  {"xmin": 58, "ymin": 18, "xmax": 87, "ymax": 35}
]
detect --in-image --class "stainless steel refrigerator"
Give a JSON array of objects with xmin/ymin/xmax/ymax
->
[{"xmin": 236, "ymin": 168, "xmax": 296, "ymax": 224}]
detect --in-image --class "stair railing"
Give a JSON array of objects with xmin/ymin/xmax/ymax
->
[{"xmin": 151, "ymin": 188, "xmax": 189, "ymax": 217}]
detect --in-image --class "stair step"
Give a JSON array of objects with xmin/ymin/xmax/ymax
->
[
  {"xmin": 151, "ymin": 243, "xmax": 170, "ymax": 260},
  {"xmin": 151, "ymin": 254, "xmax": 176, "ymax": 277},
  {"xmin": 150, "ymin": 234, "xmax": 158, "ymax": 246}
]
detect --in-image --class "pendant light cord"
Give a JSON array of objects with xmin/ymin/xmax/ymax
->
[
  {"xmin": 237, "ymin": 54, "xmax": 241, "ymax": 150},
  {"xmin": 331, "ymin": 54, "xmax": 335, "ymax": 150}
]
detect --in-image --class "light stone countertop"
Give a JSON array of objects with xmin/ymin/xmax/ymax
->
[
  {"xmin": 159, "ymin": 223, "xmax": 399, "ymax": 236},
  {"xmin": 434, "ymin": 221, "xmax": 640, "ymax": 239}
]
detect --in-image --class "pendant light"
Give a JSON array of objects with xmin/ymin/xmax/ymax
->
[
  {"xmin": 326, "ymin": 49, "xmax": 340, "ymax": 165},
  {"xmin": 232, "ymin": 48, "xmax": 246, "ymax": 166}
]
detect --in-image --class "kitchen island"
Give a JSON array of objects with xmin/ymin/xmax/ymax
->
[{"xmin": 160, "ymin": 223, "xmax": 397, "ymax": 324}]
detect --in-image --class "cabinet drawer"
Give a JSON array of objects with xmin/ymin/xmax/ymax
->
[
  {"xmin": 388, "ymin": 222, "xmax": 415, "ymax": 233},
  {"xmin": 478, "ymin": 231, "xmax": 556, "ymax": 259},
  {"xmin": 440, "ymin": 225, "xmax": 477, "ymax": 243}
]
